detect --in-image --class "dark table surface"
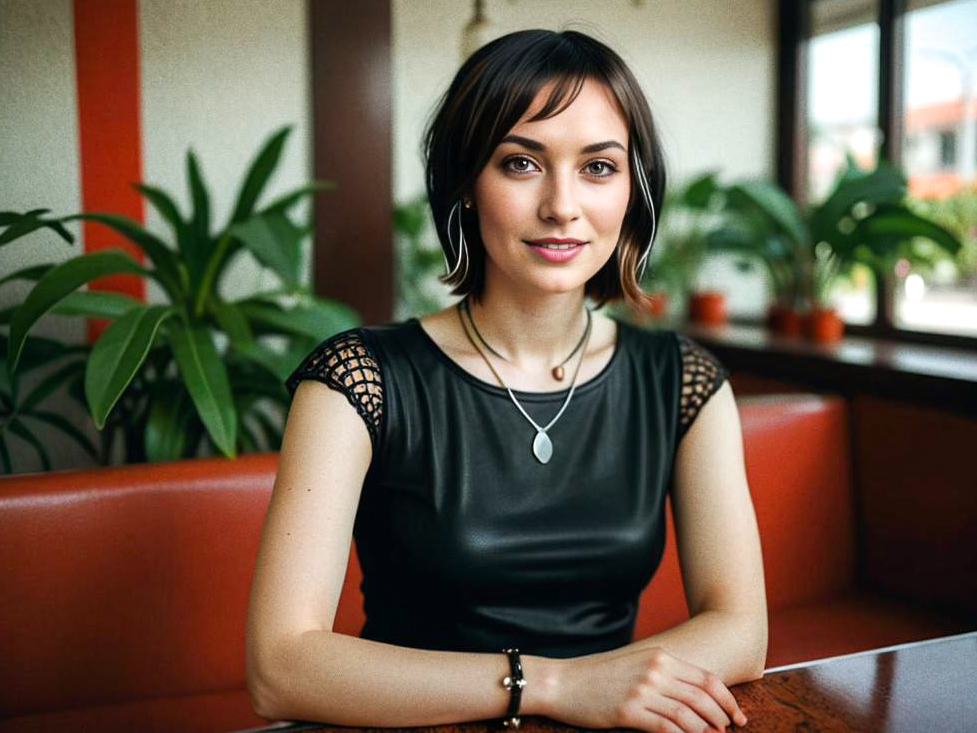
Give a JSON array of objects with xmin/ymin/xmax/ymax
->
[{"xmin": 236, "ymin": 630, "xmax": 977, "ymax": 733}]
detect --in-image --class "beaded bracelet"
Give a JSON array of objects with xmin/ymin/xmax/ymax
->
[{"xmin": 501, "ymin": 647, "xmax": 526, "ymax": 728}]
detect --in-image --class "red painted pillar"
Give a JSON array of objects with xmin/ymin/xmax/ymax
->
[{"xmin": 74, "ymin": 0, "xmax": 146, "ymax": 342}]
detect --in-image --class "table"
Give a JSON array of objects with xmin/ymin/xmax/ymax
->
[{"xmin": 234, "ymin": 630, "xmax": 977, "ymax": 733}]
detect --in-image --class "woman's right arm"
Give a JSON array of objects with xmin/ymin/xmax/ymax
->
[
  {"xmin": 244, "ymin": 379, "xmax": 558, "ymax": 726},
  {"xmin": 245, "ymin": 379, "xmax": 745, "ymax": 732}
]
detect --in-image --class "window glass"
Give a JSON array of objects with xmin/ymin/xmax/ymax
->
[
  {"xmin": 807, "ymin": 0, "xmax": 880, "ymax": 323},
  {"xmin": 897, "ymin": 0, "xmax": 977, "ymax": 337}
]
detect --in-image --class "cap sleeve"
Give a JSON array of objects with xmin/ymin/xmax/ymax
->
[
  {"xmin": 285, "ymin": 328, "xmax": 383, "ymax": 451},
  {"xmin": 676, "ymin": 333, "xmax": 729, "ymax": 442}
]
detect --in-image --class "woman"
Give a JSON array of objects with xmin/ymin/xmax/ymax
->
[{"xmin": 247, "ymin": 29, "xmax": 766, "ymax": 733}]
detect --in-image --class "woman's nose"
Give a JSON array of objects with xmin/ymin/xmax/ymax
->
[{"xmin": 538, "ymin": 172, "xmax": 581, "ymax": 223}]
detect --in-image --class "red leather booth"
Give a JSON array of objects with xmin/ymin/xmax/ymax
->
[{"xmin": 0, "ymin": 394, "xmax": 969, "ymax": 732}]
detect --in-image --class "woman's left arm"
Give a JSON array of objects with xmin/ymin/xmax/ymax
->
[{"xmin": 633, "ymin": 380, "xmax": 768, "ymax": 685}]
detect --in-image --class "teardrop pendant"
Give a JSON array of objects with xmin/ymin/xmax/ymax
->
[
  {"xmin": 552, "ymin": 365, "xmax": 565, "ymax": 381},
  {"xmin": 532, "ymin": 430, "xmax": 553, "ymax": 464}
]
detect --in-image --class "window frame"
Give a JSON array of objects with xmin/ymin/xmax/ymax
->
[{"xmin": 775, "ymin": 0, "xmax": 977, "ymax": 351}]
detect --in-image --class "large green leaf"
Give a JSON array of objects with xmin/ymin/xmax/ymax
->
[
  {"xmin": 144, "ymin": 384, "xmax": 195, "ymax": 462},
  {"xmin": 811, "ymin": 162, "xmax": 906, "ymax": 243},
  {"xmin": 50, "ymin": 290, "xmax": 143, "ymax": 318},
  {"xmin": 60, "ymin": 213, "xmax": 183, "ymax": 297},
  {"xmin": 211, "ymin": 300, "xmax": 255, "ymax": 347},
  {"xmin": 855, "ymin": 203, "xmax": 962, "ymax": 258},
  {"xmin": 394, "ymin": 198, "xmax": 428, "ymax": 239},
  {"xmin": 230, "ymin": 210, "xmax": 306, "ymax": 289},
  {"xmin": 167, "ymin": 319, "xmax": 237, "ymax": 457},
  {"xmin": 261, "ymin": 180, "xmax": 335, "ymax": 217},
  {"xmin": 134, "ymin": 183, "xmax": 190, "ymax": 291},
  {"xmin": 227, "ymin": 126, "xmax": 292, "ymax": 228},
  {"xmin": 85, "ymin": 304, "xmax": 177, "ymax": 428},
  {"xmin": 187, "ymin": 151, "xmax": 211, "ymax": 243},
  {"xmin": 725, "ymin": 180, "xmax": 808, "ymax": 246},
  {"xmin": 233, "ymin": 340, "xmax": 299, "ymax": 383},
  {"xmin": 0, "ymin": 209, "xmax": 74, "ymax": 247},
  {"xmin": 0, "ymin": 332, "xmax": 87, "ymax": 377},
  {"xmin": 134, "ymin": 183, "xmax": 184, "ymax": 233},
  {"xmin": 236, "ymin": 296, "xmax": 360, "ymax": 340},
  {"xmin": 681, "ymin": 171, "xmax": 721, "ymax": 210},
  {"xmin": 0, "ymin": 263, "xmax": 56, "ymax": 289},
  {"xmin": 184, "ymin": 151, "xmax": 213, "ymax": 291},
  {"xmin": 7, "ymin": 250, "xmax": 150, "ymax": 374}
]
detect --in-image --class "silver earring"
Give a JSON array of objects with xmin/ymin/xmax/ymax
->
[
  {"xmin": 443, "ymin": 199, "xmax": 470, "ymax": 281},
  {"xmin": 630, "ymin": 147, "xmax": 658, "ymax": 283}
]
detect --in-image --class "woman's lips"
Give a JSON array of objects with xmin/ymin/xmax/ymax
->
[{"xmin": 525, "ymin": 241, "xmax": 586, "ymax": 262}]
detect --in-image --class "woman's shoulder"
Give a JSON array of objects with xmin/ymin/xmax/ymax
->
[{"xmin": 615, "ymin": 320, "xmax": 729, "ymax": 438}]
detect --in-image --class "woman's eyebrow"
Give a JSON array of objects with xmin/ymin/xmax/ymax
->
[{"xmin": 500, "ymin": 134, "xmax": 626, "ymax": 154}]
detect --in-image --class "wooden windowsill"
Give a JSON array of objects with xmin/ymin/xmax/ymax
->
[{"xmin": 658, "ymin": 320, "xmax": 977, "ymax": 417}]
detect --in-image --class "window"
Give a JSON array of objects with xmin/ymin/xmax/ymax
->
[
  {"xmin": 895, "ymin": 0, "xmax": 977, "ymax": 338},
  {"xmin": 806, "ymin": 0, "xmax": 881, "ymax": 325},
  {"xmin": 784, "ymin": 0, "xmax": 977, "ymax": 346}
]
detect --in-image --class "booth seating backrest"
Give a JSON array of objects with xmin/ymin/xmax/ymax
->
[
  {"xmin": 0, "ymin": 456, "xmax": 279, "ymax": 720},
  {"xmin": 636, "ymin": 394, "xmax": 855, "ymax": 637},
  {"xmin": 0, "ymin": 394, "xmax": 851, "ymax": 724}
]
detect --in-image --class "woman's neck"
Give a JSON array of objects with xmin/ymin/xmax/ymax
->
[{"xmin": 463, "ymin": 285, "xmax": 590, "ymax": 370}]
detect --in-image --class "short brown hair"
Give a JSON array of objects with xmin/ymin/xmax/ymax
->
[{"xmin": 422, "ymin": 29, "xmax": 667, "ymax": 312}]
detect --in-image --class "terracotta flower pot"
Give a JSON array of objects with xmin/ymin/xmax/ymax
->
[
  {"xmin": 647, "ymin": 291, "xmax": 668, "ymax": 318},
  {"xmin": 803, "ymin": 306, "xmax": 845, "ymax": 344},
  {"xmin": 687, "ymin": 291, "xmax": 726, "ymax": 326},
  {"xmin": 634, "ymin": 292, "xmax": 669, "ymax": 325},
  {"xmin": 766, "ymin": 303, "xmax": 803, "ymax": 337}
]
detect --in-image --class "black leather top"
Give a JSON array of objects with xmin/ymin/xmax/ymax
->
[{"xmin": 285, "ymin": 317, "xmax": 728, "ymax": 658}]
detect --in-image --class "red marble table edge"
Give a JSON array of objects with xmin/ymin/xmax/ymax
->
[{"xmin": 760, "ymin": 628, "xmax": 977, "ymax": 675}]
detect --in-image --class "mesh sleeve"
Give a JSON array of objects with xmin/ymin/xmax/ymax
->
[
  {"xmin": 676, "ymin": 334, "xmax": 729, "ymax": 442},
  {"xmin": 285, "ymin": 329, "xmax": 383, "ymax": 451}
]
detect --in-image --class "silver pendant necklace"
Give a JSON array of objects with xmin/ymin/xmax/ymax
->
[{"xmin": 456, "ymin": 299, "xmax": 593, "ymax": 464}]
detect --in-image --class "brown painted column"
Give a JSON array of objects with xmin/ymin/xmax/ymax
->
[
  {"xmin": 310, "ymin": 0, "xmax": 393, "ymax": 326},
  {"xmin": 775, "ymin": 0, "xmax": 810, "ymax": 203}
]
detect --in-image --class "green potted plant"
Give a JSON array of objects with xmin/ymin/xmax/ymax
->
[
  {"xmin": 709, "ymin": 155, "xmax": 963, "ymax": 343},
  {"xmin": 393, "ymin": 193, "xmax": 452, "ymax": 319},
  {"xmin": 706, "ymin": 180, "xmax": 807, "ymax": 336},
  {"xmin": 645, "ymin": 171, "xmax": 728, "ymax": 325},
  {"xmin": 2, "ymin": 125, "xmax": 359, "ymax": 469}
]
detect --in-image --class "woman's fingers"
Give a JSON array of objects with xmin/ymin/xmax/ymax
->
[
  {"xmin": 663, "ymin": 679, "xmax": 732, "ymax": 731},
  {"xmin": 619, "ymin": 699, "xmax": 692, "ymax": 733},
  {"xmin": 625, "ymin": 693, "xmax": 717, "ymax": 733},
  {"xmin": 669, "ymin": 658, "xmax": 747, "ymax": 727}
]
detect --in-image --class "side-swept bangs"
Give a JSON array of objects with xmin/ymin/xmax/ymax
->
[{"xmin": 423, "ymin": 28, "xmax": 667, "ymax": 312}]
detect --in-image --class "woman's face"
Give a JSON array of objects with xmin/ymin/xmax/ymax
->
[{"xmin": 472, "ymin": 77, "xmax": 631, "ymax": 296}]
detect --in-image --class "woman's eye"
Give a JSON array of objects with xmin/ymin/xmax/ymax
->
[
  {"xmin": 503, "ymin": 156, "xmax": 537, "ymax": 174},
  {"xmin": 586, "ymin": 161, "xmax": 617, "ymax": 178}
]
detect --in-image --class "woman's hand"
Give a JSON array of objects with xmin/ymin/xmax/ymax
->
[{"xmin": 545, "ymin": 645, "xmax": 748, "ymax": 732}]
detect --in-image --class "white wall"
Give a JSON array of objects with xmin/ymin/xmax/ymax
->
[
  {"xmin": 0, "ymin": 0, "xmax": 84, "ymax": 343},
  {"xmin": 138, "ymin": 0, "xmax": 313, "ymax": 303}
]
